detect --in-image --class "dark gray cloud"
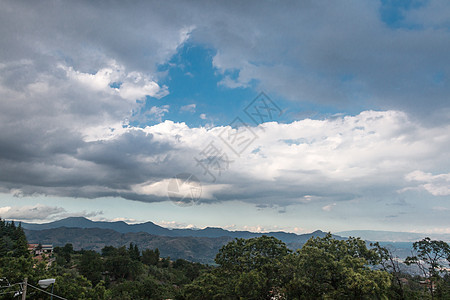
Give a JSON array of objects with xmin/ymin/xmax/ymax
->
[
  {"xmin": 0, "ymin": 1, "xmax": 191, "ymax": 73},
  {"xmin": 2, "ymin": 1, "xmax": 450, "ymax": 120},
  {"xmin": 0, "ymin": 127, "xmax": 185, "ymax": 199},
  {"xmin": 189, "ymin": 1, "xmax": 450, "ymax": 122}
]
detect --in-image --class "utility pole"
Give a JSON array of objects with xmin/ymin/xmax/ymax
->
[{"xmin": 21, "ymin": 277, "xmax": 27, "ymax": 300}]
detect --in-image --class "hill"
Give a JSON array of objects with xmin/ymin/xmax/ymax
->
[
  {"xmin": 21, "ymin": 217, "xmax": 343, "ymax": 263},
  {"xmin": 24, "ymin": 227, "xmax": 232, "ymax": 264},
  {"xmin": 23, "ymin": 226, "xmax": 336, "ymax": 264},
  {"xmin": 21, "ymin": 217, "xmax": 340, "ymax": 244}
]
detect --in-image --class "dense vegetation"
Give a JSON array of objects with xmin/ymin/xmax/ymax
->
[
  {"xmin": 1, "ymin": 218, "xmax": 449, "ymax": 299},
  {"xmin": 24, "ymin": 226, "xmax": 233, "ymax": 264}
]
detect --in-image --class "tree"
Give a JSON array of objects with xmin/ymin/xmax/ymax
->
[
  {"xmin": 372, "ymin": 242, "xmax": 406, "ymax": 299},
  {"xmin": 78, "ymin": 250, "xmax": 104, "ymax": 286},
  {"xmin": 128, "ymin": 242, "xmax": 140, "ymax": 261},
  {"xmin": 52, "ymin": 271, "xmax": 106, "ymax": 299},
  {"xmin": 183, "ymin": 271, "xmax": 236, "ymax": 300},
  {"xmin": 285, "ymin": 233, "xmax": 391, "ymax": 299},
  {"xmin": 435, "ymin": 273, "xmax": 450, "ymax": 299},
  {"xmin": 104, "ymin": 246, "xmax": 142, "ymax": 281},
  {"xmin": 0, "ymin": 219, "xmax": 29, "ymax": 258},
  {"xmin": 63, "ymin": 243, "xmax": 74, "ymax": 253},
  {"xmin": 105, "ymin": 276, "xmax": 167, "ymax": 300},
  {"xmin": 185, "ymin": 236, "xmax": 291, "ymax": 299},
  {"xmin": 142, "ymin": 248, "xmax": 159, "ymax": 266},
  {"xmin": 215, "ymin": 235, "xmax": 290, "ymax": 274},
  {"xmin": 54, "ymin": 243, "xmax": 74, "ymax": 265},
  {"xmin": 102, "ymin": 245, "xmax": 117, "ymax": 257},
  {"xmin": 405, "ymin": 238, "xmax": 450, "ymax": 299},
  {"xmin": 172, "ymin": 258, "xmax": 205, "ymax": 282},
  {"xmin": 235, "ymin": 270, "xmax": 267, "ymax": 300},
  {"xmin": 12, "ymin": 222, "xmax": 29, "ymax": 257},
  {"xmin": 217, "ymin": 235, "xmax": 291, "ymax": 299}
]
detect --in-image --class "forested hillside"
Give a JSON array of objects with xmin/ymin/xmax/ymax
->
[{"xmin": 25, "ymin": 227, "xmax": 232, "ymax": 264}]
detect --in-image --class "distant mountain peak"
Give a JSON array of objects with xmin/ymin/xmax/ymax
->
[
  {"xmin": 20, "ymin": 217, "xmax": 346, "ymax": 244},
  {"xmin": 55, "ymin": 216, "xmax": 88, "ymax": 222}
]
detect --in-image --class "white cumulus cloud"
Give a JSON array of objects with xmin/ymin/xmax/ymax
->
[
  {"xmin": 405, "ymin": 170, "xmax": 450, "ymax": 196},
  {"xmin": 180, "ymin": 104, "xmax": 196, "ymax": 113}
]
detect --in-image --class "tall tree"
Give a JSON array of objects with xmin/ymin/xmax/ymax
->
[
  {"xmin": 142, "ymin": 248, "xmax": 160, "ymax": 266},
  {"xmin": 405, "ymin": 238, "xmax": 450, "ymax": 299},
  {"xmin": 78, "ymin": 250, "xmax": 104, "ymax": 286},
  {"xmin": 285, "ymin": 233, "xmax": 391, "ymax": 299},
  {"xmin": 104, "ymin": 246, "xmax": 142, "ymax": 281},
  {"xmin": 372, "ymin": 242, "xmax": 406, "ymax": 299}
]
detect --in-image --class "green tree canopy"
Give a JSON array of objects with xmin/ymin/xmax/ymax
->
[
  {"xmin": 285, "ymin": 233, "xmax": 391, "ymax": 300},
  {"xmin": 405, "ymin": 238, "xmax": 450, "ymax": 299}
]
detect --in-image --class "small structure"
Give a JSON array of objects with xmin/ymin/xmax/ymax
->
[
  {"xmin": 28, "ymin": 244, "xmax": 54, "ymax": 255},
  {"xmin": 419, "ymin": 279, "xmax": 436, "ymax": 291}
]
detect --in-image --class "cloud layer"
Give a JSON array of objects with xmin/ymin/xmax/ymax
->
[
  {"xmin": 1, "ymin": 106, "xmax": 449, "ymax": 208},
  {"xmin": 2, "ymin": 1, "xmax": 450, "ymax": 121},
  {"xmin": 0, "ymin": 1, "xmax": 449, "ymax": 227}
]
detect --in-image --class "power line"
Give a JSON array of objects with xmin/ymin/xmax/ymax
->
[
  {"xmin": 1, "ymin": 279, "xmax": 68, "ymax": 300},
  {"xmin": 0, "ymin": 290, "xmax": 19, "ymax": 296},
  {"xmin": 26, "ymin": 283, "xmax": 68, "ymax": 300},
  {"xmin": 0, "ymin": 283, "xmax": 21, "ymax": 289}
]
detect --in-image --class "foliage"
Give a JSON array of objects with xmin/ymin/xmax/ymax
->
[
  {"xmin": 79, "ymin": 250, "xmax": 103, "ymax": 285},
  {"xmin": 0, "ymin": 219, "xmax": 28, "ymax": 258},
  {"xmin": 285, "ymin": 234, "xmax": 391, "ymax": 299},
  {"xmin": 405, "ymin": 238, "xmax": 450, "ymax": 299},
  {"xmin": 51, "ymin": 271, "xmax": 106, "ymax": 299},
  {"xmin": 54, "ymin": 243, "xmax": 74, "ymax": 266},
  {"xmin": 215, "ymin": 235, "xmax": 291, "ymax": 299},
  {"xmin": 142, "ymin": 248, "xmax": 160, "ymax": 266},
  {"xmin": 103, "ymin": 245, "xmax": 143, "ymax": 281},
  {"xmin": 105, "ymin": 275, "xmax": 168, "ymax": 300},
  {"xmin": 1, "ymin": 218, "xmax": 450, "ymax": 300}
]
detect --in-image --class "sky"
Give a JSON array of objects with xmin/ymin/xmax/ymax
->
[{"xmin": 0, "ymin": 0, "xmax": 449, "ymax": 234}]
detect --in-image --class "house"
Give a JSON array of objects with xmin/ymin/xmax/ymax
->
[
  {"xmin": 27, "ymin": 243, "xmax": 54, "ymax": 255},
  {"xmin": 419, "ymin": 279, "xmax": 436, "ymax": 291}
]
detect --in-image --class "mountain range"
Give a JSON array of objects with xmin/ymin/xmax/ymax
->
[
  {"xmin": 21, "ymin": 217, "xmax": 338, "ymax": 244},
  {"xmin": 21, "ymin": 217, "xmax": 339, "ymax": 263},
  {"xmin": 20, "ymin": 217, "xmax": 446, "ymax": 263}
]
